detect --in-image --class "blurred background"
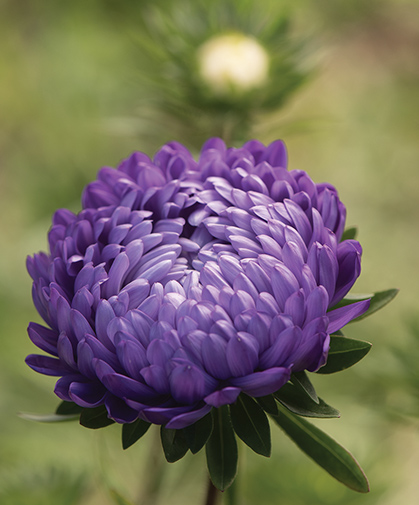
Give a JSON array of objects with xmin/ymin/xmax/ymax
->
[{"xmin": 1, "ymin": 0, "xmax": 418, "ymax": 503}]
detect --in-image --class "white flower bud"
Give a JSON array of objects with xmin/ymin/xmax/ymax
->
[{"xmin": 198, "ymin": 33, "xmax": 269, "ymax": 95}]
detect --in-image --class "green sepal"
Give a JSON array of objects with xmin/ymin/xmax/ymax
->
[
  {"xmin": 160, "ymin": 427, "xmax": 189, "ymax": 463},
  {"xmin": 331, "ymin": 289, "xmax": 399, "ymax": 321},
  {"xmin": 18, "ymin": 400, "xmax": 84, "ymax": 423},
  {"xmin": 291, "ymin": 371, "xmax": 319, "ymax": 403},
  {"xmin": 79, "ymin": 405, "xmax": 115, "ymax": 429},
  {"xmin": 55, "ymin": 400, "xmax": 84, "ymax": 416},
  {"xmin": 256, "ymin": 394, "xmax": 278, "ymax": 415},
  {"xmin": 316, "ymin": 335, "xmax": 372, "ymax": 375},
  {"xmin": 272, "ymin": 404, "xmax": 369, "ymax": 493},
  {"xmin": 18, "ymin": 411, "xmax": 80, "ymax": 423},
  {"xmin": 182, "ymin": 412, "xmax": 213, "ymax": 454},
  {"xmin": 274, "ymin": 383, "xmax": 340, "ymax": 418},
  {"xmin": 341, "ymin": 227, "xmax": 358, "ymax": 241},
  {"xmin": 230, "ymin": 394, "xmax": 271, "ymax": 457},
  {"xmin": 122, "ymin": 418, "xmax": 151, "ymax": 450},
  {"xmin": 206, "ymin": 406, "xmax": 238, "ymax": 491}
]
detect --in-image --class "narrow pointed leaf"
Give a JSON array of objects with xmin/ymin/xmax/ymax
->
[
  {"xmin": 317, "ymin": 335, "xmax": 372, "ymax": 375},
  {"xmin": 341, "ymin": 227, "xmax": 357, "ymax": 241},
  {"xmin": 122, "ymin": 419, "xmax": 151, "ymax": 450},
  {"xmin": 272, "ymin": 404, "xmax": 369, "ymax": 493},
  {"xmin": 331, "ymin": 289, "xmax": 398, "ymax": 321},
  {"xmin": 80, "ymin": 405, "xmax": 115, "ymax": 429},
  {"xmin": 230, "ymin": 394, "xmax": 271, "ymax": 457},
  {"xmin": 291, "ymin": 371, "xmax": 318, "ymax": 403},
  {"xmin": 206, "ymin": 406, "xmax": 238, "ymax": 491},
  {"xmin": 160, "ymin": 427, "xmax": 189, "ymax": 462},
  {"xmin": 182, "ymin": 413, "xmax": 213, "ymax": 454},
  {"xmin": 56, "ymin": 400, "xmax": 84, "ymax": 415},
  {"xmin": 18, "ymin": 411, "xmax": 80, "ymax": 423},
  {"xmin": 274, "ymin": 383, "xmax": 340, "ymax": 418},
  {"xmin": 256, "ymin": 394, "xmax": 278, "ymax": 415}
]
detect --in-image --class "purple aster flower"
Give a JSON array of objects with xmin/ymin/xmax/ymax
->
[{"xmin": 26, "ymin": 138, "xmax": 369, "ymax": 430}]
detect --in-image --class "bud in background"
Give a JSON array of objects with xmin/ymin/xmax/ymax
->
[
  {"xmin": 122, "ymin": 0, "xmax": 310, "ymax": 149},
  {"xmin": 198, "ymin": 33, "xmax": 269, "ymax": 96}
]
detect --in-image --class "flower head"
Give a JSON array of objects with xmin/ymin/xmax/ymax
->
[{"xmin": 26, "ymin": 138, "xmax": 369, "ymax": 429}]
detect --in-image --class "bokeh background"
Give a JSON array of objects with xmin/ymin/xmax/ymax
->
[{"xmin": 1, "ymin": 0, "xmax": 419, "ymax": 504}]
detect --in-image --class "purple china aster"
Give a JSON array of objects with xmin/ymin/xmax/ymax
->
[{"xmin": 26, "ymin": 138, "xmax": 369, "ymax": 430}]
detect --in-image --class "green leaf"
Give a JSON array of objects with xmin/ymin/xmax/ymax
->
[
  {"xmin": 55, "ymin": 401, "xmax": 84, "ymax": 416},
  {"xmin": 18, "ymin": 412, "xmax": 80, "ymax": 423},
  {"xmin": 256, "ymin": 394, "xmax": 278, "ymax": 415},
  {"xmin": 160, "ymin": 427, "xmax": 189, "ymax": 463},
  {"xmin": 291, "ymin": 371, "xmax": 318, "ymax": 403},
  {"xmin": 206, "ymin": 406, "xmax": 238, "ymax": 491},
  {"xmin": 182, "ymin": 413, "xmax": 213, "ymax": 454},
  {"xmin": 274, "ymin": 383, "xmax": 340, "ymax": 418},
  {"xmin": 317, "ymin": 335, "xmax": 372, "ymax": 375},
  {"xmin": 79, "ymin": 405, "xmax": 115, "ymax": 429},
  {"xmin": 341, "ymin": 227, "xmax": 358, "ymax": 241},
  {"xmin": 272, "ymin": 404, "xmax": 369, "ymax": 493},
  {"xmin": 230, "ymin": 394, "xmax": 271, "ymax": 457},
  {"xmin": 122, "ymin": 419, "xmax": 151, "ymax": 450},
  {"xmin": 331, "ymin": 289, "xmax": 399, "ymax": 321}
]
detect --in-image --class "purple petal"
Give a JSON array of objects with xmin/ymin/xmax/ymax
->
[
  {"xmin": 95, "ymin": 300, "xmax": 116, "ymax": 350},
  {"xmin": 289, "ymin": 330, "xmax": 329, "ymax": 372},
  {"xmin": 54, "ymin": 374, "xmax": 80, "ymax": 401},
  {"xmin": 69, "ymin": 381, "xmax": 106, "ymax": 408},
  {"xmin": 169, "ymin": 363, "xmax": 213, "ymax": 404},
  {"xmin": 165, "ymin": 404, "xmax": 213, "ymax": 429},
  {"xmin": 261, "ymin": 139, "xmax": 287, "ymax": 167},
  {"xmin": 230, "ymin": 367, "xmax": 291, "ymax": 397},
  {"xmin": 25, "ymin": 354, "xmax": 69, "ymax": 376},
  {"xmin": 327, "ymin": 299, "xmax": 371, "ymax": 333},
  {"xmin": 141, "ymin": 365, "xmax": 170, "ymax": 394},
  {"xmin": 271, "ymin": 263, "xmax": 299, "ymax": 309},
  {"xmin": 99, "ymin": 368, "xmax": 155, "ymax": 400},
  {"xmin": 284, "ymin": 290, "xmax": 306, "ymax": 327},
  {"xmin": 317, "ymin": 245, "xmax": 339, "ymax": 301},
  {"xmin": 27, "ymin": 323, "xmax": 58, "ymax": 356},
  {"xmin": 330, "ymin": 240, "xmax": 362, "ymax": 306},
  {"xmin": 201, "ymin": 333, "xmax": 230, "ymax": 380},
  {"xmin": 260, "ymin": 325, "xmax": 300, "ymax": 368},
  {"xmin": 105, "ymin": 395, "xmax": 139, "ymax": 423},
  {"xmin": 138, "ymin": 405, "xmax": 192, "ymax": 425},
  {"xmin": 226, "ymin": 332, "xmax": 259, "ymax": 377},
  {"xmin": 204, "ymin": 387, "xmax": 241, "ymax": 407},
  {"xmin": 115, "ymin": 338, "xmax": 148, "ymax": 380},
  {"xmin": 103, "ymin": 252, "xmax": 129, "ymax": 297},
  {"xmin": 57, "ymin": 332, "xmax": 77, "ymax": 369},
  {"xmin": 305, "ymin": 286, "xmax": 329, "ymax": 323},
  {"xmin": 229, "ymin": 290, "xmax": 256, "ymax": 319},
  {"xmin": 120, "ymin": 279, "xmax": 150, "ymax": 309},
  {"xmin": 71, "ymin": 309, "xmax": 95, "ymax": 342}
]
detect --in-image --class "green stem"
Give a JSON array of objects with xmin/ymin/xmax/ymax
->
[
  {"xmin": 136, "ymin": 426, "xmax": 166, "ymax": 505},
  {"xmin": 205, "ymin": 477, "xmax": 221, "ymax": 505}
]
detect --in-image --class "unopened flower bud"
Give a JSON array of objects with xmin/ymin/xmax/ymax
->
[{"xmin": 198, "ymin": 33, "xmax": 269, "ymax": 95}]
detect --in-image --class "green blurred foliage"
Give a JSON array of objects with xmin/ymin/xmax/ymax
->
[
  {"xmin": 1, "ymin": 0, "xmax": 419, "ymax": 504},
  {"xmin": 0, "ymin": 468, "xmax": 87, "ymax": 505}
]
